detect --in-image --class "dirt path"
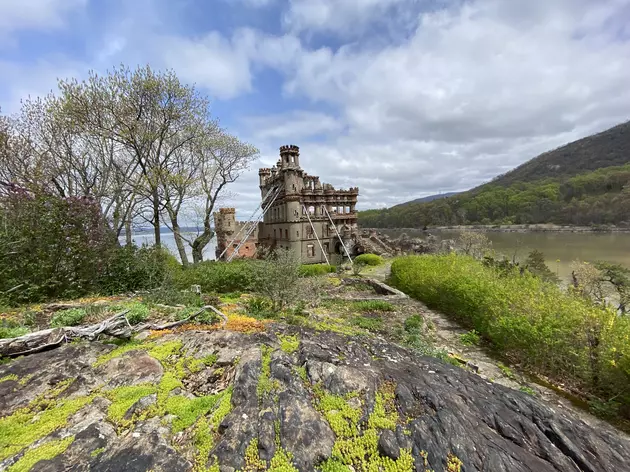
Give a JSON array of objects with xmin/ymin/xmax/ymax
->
[{"xmin": 365, "ymin": 261, "xmax": 628, "ymax": 436}]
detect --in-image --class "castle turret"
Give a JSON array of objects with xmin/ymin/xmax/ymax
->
[{"xmin": 279, "ymin": 145, "xmax": 300, "ymax": 169}]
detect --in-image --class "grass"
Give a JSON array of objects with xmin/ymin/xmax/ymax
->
[
  {"xmin": 278, "ymin": 334, "xmax": 299, "ymax": 354},
  {"xmin": 351, "ymin": 315, "xmax": 383, "ymax": 332},
  {"xmin": 50, "ymin": 308, "xmax": 87, "ymax": 327},
  {"xmin": 459, "ymin": 330, "xmax": 481, "ymax": 346},
  {"xmin": 354, "ymin": 254, "xmax": 384, "ymax": 266},
  {"xmin": 299, "ymin": 264, "xmax": 336, "ymax": 277},
  {"xmin": 351, "ymin": 300, "xmax": 395, "ymax": 313}
]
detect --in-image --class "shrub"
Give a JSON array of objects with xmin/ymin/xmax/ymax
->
[
  {"xmin": 299, "ymin": 264, "xmax": 336, "ymax": 277},
  {"xmin": 252, "ymin": 249, "xmax": 302, "ymax": 311},
  {"xmin": 352, "ymin": 300, "xmax": 395, "ymax": 313},
  {"xmin": 354, "ymin": 254, "xmax": 384, "ymax": 266},
  {"xmin": 244, "ymin": 296, "xmax": 275, "ymax": 319},
  {"xmin": 0, "ymin": 321, "xmax": 29, "ymax": 339},
  {"xmin": 114, "ymin": 302, "xmax": 150, "ymax": 325},
  {"xmin": 174, "ymin": 260, "xmax": 257, "ymax": 294},
  {"xmin": 404, "ymin": 314, "xmax": 423, "ymax": 332},
  {"xmin": 390, "ymin": 254, "xmax": 630, "ymax": 415},
  {"xmin": 460, "ymin": 329, "xmax": 481, "ymax": 346},
  {"xmin": 50, "ymin": 308, "xmax": 87, "ymax": 327},
  {"xmin": 352, "ymin": 315, "xmax": 383, "ymax": 332}
]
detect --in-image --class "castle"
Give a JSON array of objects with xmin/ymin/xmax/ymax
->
[{"xmin": 214, "ymin": 145, "xmax": 360, "ymax": 264}]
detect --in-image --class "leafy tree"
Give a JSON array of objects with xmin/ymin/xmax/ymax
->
[
  {"xmin": 524, "ymin": 250, "xmax": 559, "ymax": 284},
  {"xmin": 252, "ymin": 248, "xmax": 303, "ymax": 312}
]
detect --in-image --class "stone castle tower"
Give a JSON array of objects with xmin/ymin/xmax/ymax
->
[{"xmin": 215, "ymin": 145, "xmax": 359, "ymax": 264}]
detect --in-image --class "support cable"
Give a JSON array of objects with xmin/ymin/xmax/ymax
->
[
  {"xmin": 218, "ymin": 185, "xmax": 276, "ymax": 261},
  {"xmin": 323, "ymin": 206, "xmax": 353, "ymax": 264},
  {"xmin": 227, "ymin": 185, "xmax": 283, "ymax": 262},
  {"xmin": 303, "ymin": 205, "xmax": 330, "ymax": 265}
]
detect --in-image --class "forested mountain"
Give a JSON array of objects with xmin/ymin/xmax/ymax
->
[
  {"xmin": 393, "ymin": 191, "xmax": 459, "ymax": 207},
  {"xmin": 359, "ymin": 121, "xmax": 630, "ymax": 228}
]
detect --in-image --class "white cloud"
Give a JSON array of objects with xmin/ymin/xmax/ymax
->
[
  {"xmin": 262, "ymin": 0, "xmax": 630, "ymax": 207},
  {"xmin": 0, "ymin": 0, "xmax": 86, "ymax": 37},
  {"xmin": 282, "ymin": 0, "xmax": 413, "ymax": 36},
  {"xmin": 243, "ymin": 111, "xmax": 342, "ymax": 141}
]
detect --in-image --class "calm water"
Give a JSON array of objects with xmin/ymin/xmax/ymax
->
[
  {"xmin": 122, "ymin": 232, "xmax": 218, "ymax": 262},
  {"xmin": 381, "ymin": 229, "xmax": 630, "ymax": 282}
]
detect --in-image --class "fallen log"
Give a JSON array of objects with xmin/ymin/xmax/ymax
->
[{"xmin": 0, "ymin": 305, "xmax": 227, "ymax": 358}]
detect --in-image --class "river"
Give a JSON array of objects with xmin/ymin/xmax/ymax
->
[
  {"xmin": 379, "ymin": 229, "xmax": 630, "ymax": 282},
  {"xmin": 123, "ymin": 232, "xmax": 218, "ymax": 262}
]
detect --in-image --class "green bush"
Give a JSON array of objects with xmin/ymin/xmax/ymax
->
[
  {"xmin": 50, "ymin": 308, "xmax": 87, "ymax": 327},
  {"xmin": 390, "ymin": 254, "xmax": 630, "ymax": 413},
  {"xmin": 115, "ymin": 302, "xmax": 150, "ymax": 325},
  {"xmin": 352, "ymin": 300, "xmax": 395, "ymax": 313},
  {"xmin": 299, "ymin": 264, "xmax": 336, "ymax": 277},
  {"xmin": 244, "ymin": 296, "xmax": 275, "ymax": 319},
  {"xmin": 351, "ymin": 315, "xmax": 383, "ymax": 332},
  {"xmin": 354, "ymin": 254, "xmax": 384, "ymax": 266},
  {"xmin": 404, "ymin": 314, "xmax": 423, "ymax": 332},
  {"xmin": 460, "ymin": 329, "xmax": 481, "ymax": 346},
  {"xmin": 174, "ymin": 260, "xmax": 257, "ymax": 294},
  {"xmin": 0, "ymin": 321, "xmax": 29, "ymax": 339}
]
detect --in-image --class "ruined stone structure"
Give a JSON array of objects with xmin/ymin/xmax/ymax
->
[{"xmin": 214, "ymin": 145, "xmax": 360, "ymax": 264}]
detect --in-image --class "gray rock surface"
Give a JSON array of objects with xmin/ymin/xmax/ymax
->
[{"xmin": 0, "ymin": 328, "xmax": 629, "ymax": 471}]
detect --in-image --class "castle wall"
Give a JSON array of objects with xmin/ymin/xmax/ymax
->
[{"xmin": 216, "ymin": 144, "xmax": 359, "ymax": 264}]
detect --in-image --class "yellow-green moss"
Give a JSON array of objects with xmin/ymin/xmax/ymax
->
[
  {"xmin": 192, "ymin": 388, "xmax": 233, "ymax": 471},
  {"xmin": 278, "ymin": 334, "xmax": 299, "ymax": 354},
  {"xmin": 295, "ymin": 366, "xmax": 308, "ymax": 383},
  {"xmin": 202, "ymin": 354, "xmax": 219, "ymax": 366},
  {"xmin": 315, "ymin": 383, "xmax": 413, "ymax": 472},
  {"xmin": 0, "ymin": 394, "xmax": 93, "ymax": 460},
  {"xmin": 166, "ymin": 394, "xmax": 222, "ymax": 433},
  {"xmin": 243, "ymin": 438, "xmax": 266, "ymax": 471},
  {"xmin": 446, "ymin": 453, "xmax": 463, "ymax": 472},
  {"xmin": 314, "ymin": 386, "xmax": 361, "ymax": 439},
  {"xmin": 367, "ymin": 383, "xmax": 398, "ymax": 430},
  {"xmin": 257, "ymin": 345, "xmax": 275, "ymax": 401},
  {"xmin": 90, "ymin": 447, "xmax": 105, "ymax": 458},
  {"xmin": 93, "ymin": 341, "xmax": 146, "ymax": 367},
  {"xmin": 0, "ymin": 373, "xmax": 18, "ymax": 383},
  {"xmin": 268, "ymin": 447, "xmax": 299, "ymax": 472},
  {"xmin": 106, "ymin": 385, "xmax": 157, "ymax": 424},
  {"xmin": 6, "ymin": 436, "xmax": 75, "ymax": 472}
]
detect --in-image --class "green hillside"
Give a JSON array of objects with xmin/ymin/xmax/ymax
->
[{"xmin": 359, "ymin": 121, "xmax": 630, "ymax": 228}]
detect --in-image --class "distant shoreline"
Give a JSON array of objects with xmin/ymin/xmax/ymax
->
[{"xmin": 364, "ymin": 224, "xmax": 630, "ymax": 234}]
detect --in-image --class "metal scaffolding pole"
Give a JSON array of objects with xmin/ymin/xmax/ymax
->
[
  {"xmin": 303, "ymin": 205, "xmax": 330, "ymax": 265},
  {"xmin": 227, "ymin": 186, "xmax": 283, "ymax": 262},
  {"xmin": 218, "ymin": 186, "xmax": 277, "ymax": 261},
  {"xmin": 323, "ymin": 206, "xmax": 353, "ymax": 264}
]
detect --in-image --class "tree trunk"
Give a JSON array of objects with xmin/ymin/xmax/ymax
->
[
  {"xmin": 171, "ymin": 221, "xmax": 190, "ymax": 267},
  {"xmin": 192, "ymin": 229, "xmax": 214, "ymax": 264},
  {"xmin": 152, "ymin": 188, "xmax": 161, "ymax": 247},
  {"xmin": 125, "ymin": 218, "xmax": 133, "ymax": 247}
]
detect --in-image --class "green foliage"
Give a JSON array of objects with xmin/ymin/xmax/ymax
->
[
  {"xmin": 358, "ymin": 162, "xmax": 630, "ymax": 228},
  {"xmin": 403, "ymin": 315, "xmax": 423, "ymax": 332},
  {"xmin": 268, "ymin": 447, "xmax": 299, "ymax": 471},
  {"xmin": 0, "ymin": 321, "xmax": 29, "ymax": 339},
  {"xmin": 351, "ymin": 316, "xmax": 383, "ymax": 332},
  {"xmin": 524, "ymin": 250, "xmax": 559, "ymax": 283},
  {"xmin": 257, "ymin": 345, "xmax": 276, "ymax": 401},
  {"xmin": 50, "ymin": 308, "xmax": 87, "ymax": 328},
  {"xmin": 367, "ymin": 384, "xmax": 398, "ymax": 430},
  {"xmin": 354, "ymin": 254, "xmax": 384, "ymax": 266},
  {"xmin": 352, "ymin": 300, "xmax": 395, "ymax": 313},
  {"xmin": 165, "ymin": 394, "xmax": 222, "ymax": 432},
  {"xmin": 278, "ymin": 334, "xmax": 299, "ymax": 354},
  {"xmin": 123, "ymin": 302, "xmax": 150, "ymax": 325},
  {"xmin": 90, "ymin": 447, "xmax": 105, "ymax": 458},
  {"xmin": 143, "ymin": 286, "xmax": 204, "ymax": 307},
  {"xmin": 245, "ymin": 296, "xmax": 276, "ymax": 319},
  {"xmin": 0, "ymin": 391, "xmax": 93, "ymax": 460},
  {"xmin": 459, "ymin": 330, "xmax": 481, "ymax": 346},
  {"xmin": 6, "ymin": 436, "xmax": 75, "ymax": 472},
  {"xmin": 252, "ymin": 249, "xmax": 303, "ymax": 311},
  {"xmin": 244, "ymin": 438, "xmax": 266, "ymax": 471},
  {"xmin": 202, "ymin": 354, "xmax": 218, "ymax": 366},
  {"xmin": 106, "ymin": 385, "xmax": 157, "ymax": 424},
  {"xmin": 174, "ymin": 260, "xmax": 257, "ymax": 294},
  {"xmin": 390, "ymin": 254, "xmax": 630, "ymax": 415},
  {"xmin": 299, "ymin": 264, "xmax": 336, "ymax": 277},
  {"xmin": 519, "ymin": 386, "xmax": 536, "ymax": 396}
]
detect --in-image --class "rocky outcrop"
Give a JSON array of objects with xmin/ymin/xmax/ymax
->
[{"xmin": 1, "ymin": 327, "xmax": 629, "ymax": 471}]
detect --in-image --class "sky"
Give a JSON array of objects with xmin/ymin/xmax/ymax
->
[{"xmin": 1, "ymin": 0, "xmax": 630, "ymax": 219}]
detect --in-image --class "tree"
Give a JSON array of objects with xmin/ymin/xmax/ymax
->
[
  {"xmin": 457, "ymin": 231, "xmax": 492, "ymax": 259},
  {"xmin": 2, "ymin": 96, "xmax": 140, "ymax": 238},
  {"xmin": 524, "ymin": 250, "xmax": 559, "ymax": 284},
  {"xmin": 594, "ymin": 262, "xmax": 630, "ymax": 314},
  {"xmin": 57, "ymin": 65, "xmax": 210, "ymax": 247},
  {"xmin": 253, "ymin": 248, "xmax": 302, "ymax": 311},
  {"xmin": 188, "ymin": 131, "xmax": 258, "ymax": 263}
]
